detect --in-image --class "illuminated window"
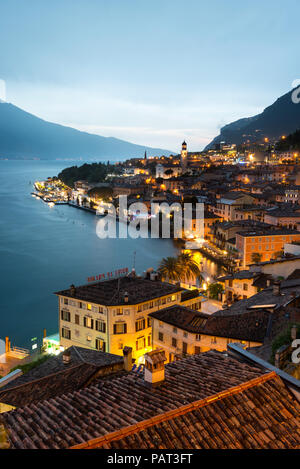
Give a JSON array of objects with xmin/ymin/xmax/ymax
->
[
  {"xmin": 84, "ymin": 317, "xmax": 94, "ymax": 329},
  {"xmin": 136, "ymin": 318, "xmax": 145, "ymax": 332},
  {"xmin": 136, "ymin": 337, "xmax": 146, "ymax": 350},
  {"xmin": 95, "ymin": 338, "xmax": 106, "ymax": 352},
  {"xmin": 87, "ymin": 303, "xmax": 92, "ymax": 311},
  {"xmin": 113, "ymin": 323, "xmax": 127, "ymax": 334}
]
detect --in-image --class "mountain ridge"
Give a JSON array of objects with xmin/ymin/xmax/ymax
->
[
  {"xmin": 0, "ymin": 102, "xmax": 173, "ymax": 160},
  {"xmin": 205, "ymin": 88, "xmax": 300, "ymax": 150}
]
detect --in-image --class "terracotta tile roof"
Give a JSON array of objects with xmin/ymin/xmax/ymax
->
[
  {"xmin": 149, "ymin": 305, "xmax": 210, "ymax": 333},
  {"xmin": 1, "ymin": 351, "xmax": 267, "ymax": 449},
  {"xmin": 55, "ymin": 277, "xmax": 183, "ymax": 306},
  {"xmin": 72, "ymin": 373, "xmax": 300, "ymax": 450},
  {"xmin": 150, "ymin": 305, "xmax": 269, "ymax": 342},
  {"xmin": 0, "ymin": 346, "xmax": 124, "ymax": 408}
]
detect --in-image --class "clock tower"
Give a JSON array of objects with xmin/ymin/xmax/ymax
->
[{"xmin": 181, "ymin": 140, "xmax": 188, "ymax": 171}]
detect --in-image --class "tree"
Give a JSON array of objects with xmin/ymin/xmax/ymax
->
[
  {"xmin": 251, "ymin": 252, "xmax": 262, "ymax": 263},
  {"xmin": 158, "ymin": 257, "xmax": 180, "ymax": 282},
  {"xmin": 208, "ymin": 283, "xmax": 223, "ymax": 300},
  {"xmin": 177, "ymin": 252, "xmax": 202, "ymax": 282}
]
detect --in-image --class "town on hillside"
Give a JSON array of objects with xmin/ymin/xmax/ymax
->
[{"xmin": 1, "ymin": 135, "xmax": 300, "ymax": 450}]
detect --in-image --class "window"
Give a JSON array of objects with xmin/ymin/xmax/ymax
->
[
  {"xmin": 95, "ymin": 320, "xmax": 106, "ymax": 333},
  {"xmin": 99, "ymin": 306, "xmax": 104, "ymax": 314},
  {"xmin": 195, "ymin": 334, "xmax": 201, "ymax": 341},
  {"xmin": 172, "ymin": 337, "xmax": 177, "ymax": 348},
  {"xmin": 84, "ymin": 316, "xmax": 94, "ymax": 329},
  {"xmin": 64, "ymin": 298, "xmax": 68, "ymax": 305},
  {"xmin": 161, "ymin": 298, "xmax": 166, "ymax": 305},
  {"xmin": 147, "ymin": 317, "xmax": 152, "ymax": 328},
  {"xmin": 95, "ymin": 338, "xmax": 106, "ymax": 352},
  {"xmin": 173, "ymin": 327, "xmax": 177, "ymax": 334},
  {"xmin": 87, "ymin": 303, "xmax": 92, "ymax": 311},
  {"xmin": 211, "ymin": 337, "xmax": 217, "ymax": 344},
  {"xmin": 243, "ymin": 283, "xmax": 248, "ymax": 291},
  {"xmin": 75, "ymin": 314, "xmax": 80, "ymax": 325},
  {"xmin": 62, "ymin": 328, "xmax": 71, "ymax": 340},
  {"xmin": 137, "ymin": 305, "xmax": 142, "ymax": 312},
  {"xmin": 136, "ymin": 336, "xmax": 146, "ymax": 350},
  {"xmin": 61, "ymin": 310, "xmax": 70, "ymax": 322},
  {"xmin": 182, "ymin": 342, "xmax": 188, "ymax": 354},
  {"xmin": 136, "ymin": 318, "xmax": 146, "ymax": 332},
  {"xmin": 183, "ymin": 332, "xmax": 188, "ymax": 339},
  {"xmin": 158, "ymin": 332, "xmax": 164, "ymax": 342},
  {"xmin": 194, "ymin": 346, "xmax": 201, "ymax": 354},
  {"xmin": 116, "ymin": 308, "xmax": 123, "ymax": 316},
  {"xmin": 147, "ymin": 335, "xmax": 151, "ymax": 346},
  {"xmin": 113, "ymin": 323, "xmax": 127, "ymax": 334}
]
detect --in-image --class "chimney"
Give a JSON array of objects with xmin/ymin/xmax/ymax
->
[
  {"xmin": 273, "ymin": 280, "xmax": 281, "ymax": 296},
  {"xmin": 123, "ymin": 346, "xmax": 132, "ymax": 371},
  {"xmin": 62, "ymin": 349, "xmax": 71, "ymax": 364},
  {"xmin": 144, "ymin": 349, "xmax": 167, "ymax": 386},
  {"xmin": 124, "ymin": 291, "xmax": 129, "ymax": 303},
  {"xmin": 291, "ymin": 324, "xmax": 298, "ymax": 341},
  {"xmin": 70, "ymin": 284, "xmax": 76, "ymax": 296}
]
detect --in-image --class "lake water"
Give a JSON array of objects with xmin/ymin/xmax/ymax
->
[
  {"xmin": 0, "ymin": 160, "xmax": 182, "ymax": 349},
  {"xmin": 0, "ymin": 160, "xmax": 223, "ymax": 349}
]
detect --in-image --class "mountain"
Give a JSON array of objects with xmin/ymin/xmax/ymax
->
[
  {"xmin": 0, "ymin": 102, "xmax": 172, "ymax": 160},
  {"xmin": 205, "ymin": 87, "xmax": 300, "ymax": 150}
]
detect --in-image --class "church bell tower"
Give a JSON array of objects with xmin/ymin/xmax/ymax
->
[{"xmin": 181, "ymin": 140, "xmax": 188, "ymax": 171}]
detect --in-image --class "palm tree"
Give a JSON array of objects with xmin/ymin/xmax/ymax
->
[
  {"xmin": 158, "ymin": 257, "xmax": 180, "ymax": 282},
  {"xmin": 177, "ymin": 252, "xmax": 202, "ymax": 282}
]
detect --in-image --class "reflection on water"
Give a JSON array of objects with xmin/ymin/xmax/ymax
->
[{"xmin": 189, "ymin": 251, "xmax": 225, "ymax": 282}]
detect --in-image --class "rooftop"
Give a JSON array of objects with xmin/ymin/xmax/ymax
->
[
  {"xmin": 82, "ymin": 373, "xmax": 300, "ymax": 450},
  {"xmin": 1, "ymin": 351, "xmax": 268, "ymax": 449},
  {"xmin": 55, "ymin": 276, "xmax": 183, "ymax": 306},
  {"xmin": 0, "ymin": 346, "xmax": 124, "ymax": 407},
  {"xmin": 150, "ymin": 305, "xmax": 270, "ymax": 343}
]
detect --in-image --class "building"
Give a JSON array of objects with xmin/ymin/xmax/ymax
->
[
  {"xmin": 1, "ymin": 348, "xmax": 300, "ymax": 449},
  {"xmin": 217, "ymin": 270, "xmax": 273, "ymax": 304},
  {"xmin": 264, "ymin": 208, "xmax": 300, "ymax": 228},
  {"xmin": 236, "ymin": 228, "xmax": 300, "ymax": 267},
  {"xmin": 180, "ymin": 140, "xmax": 188, "ymax": 171},
  {"xmin": 213, "ymin": 192, "xmax": 257, "ymax": 221},
  {"xmin": 0, "ymin": 346, "xmax": 124, "ymax": 413},
  {"xmin": 55, "ymin": 276, "xmax": 183, "ymax": 363},
  {"xmin": 149, "ymin": 305, "xmax": 266, "ymax": 360}
]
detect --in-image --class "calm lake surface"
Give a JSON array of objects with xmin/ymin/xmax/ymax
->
[
  {"xmin": 0, "ymin": 160, "xmax": 181, "ymax": 348},
  {"xmin": 0, "ymin": 160, "xmax": 223, "ymax": 349}
]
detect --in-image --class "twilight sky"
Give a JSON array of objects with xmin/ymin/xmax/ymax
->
[{"xmin": 0, "ymin": 0, "xmax": 299, "ymax": 152}]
